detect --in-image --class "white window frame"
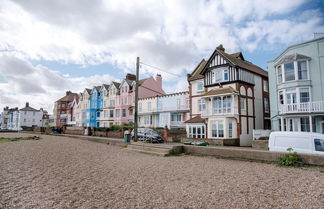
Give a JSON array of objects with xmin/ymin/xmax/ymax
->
[
  {"xmin": 228, "ymin": 120, "xmax": 233, "ymax": 138},
  {"xmin": 197, "ymin": 81, "xmax": 204, "ymax": 92},
  {"xmin": 211, "ymin": 120, "xmax": 224, "ymax": 138},
  {"xmin": 240, "ymin": 97, "xmax": 246, "ymax": 111},
  {"xmin": 198, "ymin": 99, "xmax": 206, "ymax": 112},
  {"xmin": 187, "ymin": 124, "xmax": 205, "ymax": 138}
]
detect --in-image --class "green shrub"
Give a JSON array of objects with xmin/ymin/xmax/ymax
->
[{"xmin": 279, "ymin": 148, "xmax": 303, "ymax": 166}]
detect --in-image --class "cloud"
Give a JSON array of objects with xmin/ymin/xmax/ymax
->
[
  {"xmin": 1, "ymin": 0, "xmax": 321, "ymax": 74},
  {"xmin": 0, "ymin": 55, "xmax": 118, "ymax": 112},
  {"xmin": 0, "ymin": 0, "xmax": 323, "ymax": 111}
]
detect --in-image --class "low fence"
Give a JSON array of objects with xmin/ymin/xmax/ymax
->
[
  {"xmin": 63, "ymin": 127, "xmax": 124, "ymax": 139},
  {"xmin": 183, "ymin": 145, "xmax": 324, "ymax": 166}
]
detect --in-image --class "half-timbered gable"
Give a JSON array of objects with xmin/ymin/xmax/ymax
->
[{"xmin": 200, "ymin": 45, "xmax": 267, "ymax": 87}]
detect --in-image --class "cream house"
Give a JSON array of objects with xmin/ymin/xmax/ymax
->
[{"xmin": 186, "ymin": 45, "xmax": 270, "ymax": 146}]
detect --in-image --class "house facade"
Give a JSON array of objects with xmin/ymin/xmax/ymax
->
[
  {"xmin": 138, "ymin": 92, "xmax": 190, "ymax": 129},
  {"xmin": 19, "ymin": 103, "xmax": 44, "ymax": 128},
  {"xmin": 54, "ymin": 91, "xmax": 79, "ymax": 127},
  {"xmin": 268, "ymin": 37, "xmax": 324, "ymax": 133},
  {"xmin": 186, "ymin": 45, "xmax": 270, "ymax": 146},
  {"xmin": 114, "ymin": 74, "xmax": 136, "ymax": 125}
]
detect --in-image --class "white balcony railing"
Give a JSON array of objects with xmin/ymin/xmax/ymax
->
[
  {"xmin": 201, "ymin": 107, "xmax": 238, "ymax": 117},
  {"xmin": 170, "ymin": 121, "xmax": 186, "ymax": 127},
  {"xmin": 279, "ymin": 101, "xmax": 324, "ymax": 114}
]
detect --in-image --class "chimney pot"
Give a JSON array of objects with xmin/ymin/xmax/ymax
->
[
  {"xmin": 216, "ymin": 44, "xmax": 225, "ymax": 52},
  {"xmin": 26, "ymin": 102, "xmax": 29, "ymax": 107}
]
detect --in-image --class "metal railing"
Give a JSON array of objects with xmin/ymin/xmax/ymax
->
[{"xmin": 279, "ymin": 101, "xmax": 324, "ymax": 114}]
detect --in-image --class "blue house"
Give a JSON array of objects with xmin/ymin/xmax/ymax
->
[
  {"xmin": 88, "ymin": 86, "xmax": 103, "ymax": 127},
  {"xmin": 268, "ymin": 37, "xmax": 324, "ymax": 133}
]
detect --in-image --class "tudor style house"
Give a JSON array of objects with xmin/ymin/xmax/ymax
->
[
  {"xmin": 268, "ymin": 36, "xmax": 324, "ymax": 133},
  {"xmin": 186, "ymin": 45, "xmax": 270, "ymax": 146}
]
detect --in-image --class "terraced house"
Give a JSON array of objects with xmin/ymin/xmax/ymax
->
[
  {"xmin": 54, "ymin": 91, "xmax": 79, "ymax": 127},
  {"xmin": 268, "ymin": 37, "xmax": 324, "ymax": 133},
  {"xmin": 186, "ymin": 45, "xmax": 270, "ymax": 146},
  {"xmin": 138, "ymin": 91, "xmax": 190, "ymax": 129}
]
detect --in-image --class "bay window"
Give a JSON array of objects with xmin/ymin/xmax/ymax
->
[
  {"xmin": 277, "ymin": 66, "xmax": 282, "ymax": 84},
  {"xmin": 211, "ymin": 120, "xmax": 224, "ymax": 138},
  {"xmin": 212, "ymin": 96, "xmax": 232, "ymax": 114},
  {"xmin": 284, "ymin": 63, "xmax": 295, "ymax": 81},
  {"xmin": 188, "ymin": 125, "xmax": 205, "ymax": 138},
  {"xmin": 298, "ymin": 61, "xmax": 308, "ymax": 80}
]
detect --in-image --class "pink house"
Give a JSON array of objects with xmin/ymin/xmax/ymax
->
[{"xmin": 114, "ymin": 74, "xmax": 165, "ymax": 125}]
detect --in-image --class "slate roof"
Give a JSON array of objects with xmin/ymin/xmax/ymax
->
[
  {"xmin": 20, "ymin": 106, "xmax": 39, "ymax": 112},
  {"xmin": 103, "ymin": 84, "xmax": 110, "ymax": 90},
  {"xmin": 216, "ymin": 49, "xmax": 268, "ymax": 77},
  {"xmin": 202, "ymin": 87, "xmax": 238, "ymax": 97},
  {"xmin": 275, "ymin": 53, "xmax": 311, "ymax": 66},
  {"xmin": 85, "ymin": 88, "xmax": 92, "ymax": 94},
  {"xmin": 188, "ymin": 59, "xmax": 207, "ymax": 81},
  {"xmin": 56, "ymin": 92, "xmax": 78, "ymax": 102},
  {"xmin": 95, "ymin": 86, "xmax": 101, "ymax": 92},
  {"xmin": 112, "ymin": 82, "xmax": 121, "ymax": 88},
  {"xmin": 184, "ymin": 116, "xmax": 205, "ymax": 124}
]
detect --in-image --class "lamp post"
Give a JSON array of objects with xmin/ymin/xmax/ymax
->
[{"xmin": 134, "ymin": 57, "xmax": 140, "ymax": 142}]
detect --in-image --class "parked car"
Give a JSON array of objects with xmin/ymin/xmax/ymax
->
[
  {"xmin": 269, "ymin": 131, "xmax": 324, "ymax": 155},
  {"xmin": 130, "ymin": 128, "xmax": 163, "ymax": 143}
]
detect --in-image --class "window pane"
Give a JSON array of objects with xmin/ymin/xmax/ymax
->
[
  {"xmin": 218, "ymin": 121, "xmax": 224, "ymax": 137},
  {"xmin": 314, "ymin": 139, "xmax": 324, "ymax": 152},
  {"xmin": 224, "ymin": 70, "xmax": 229, "ymax": 81},
  {"xmin": 277, "ymin": 66, "xmax": 282, "ymax": 84},
  {"xmin": 284, "ymin": 63, "xmax": 295, "ymax": 81},
  {"xmin": 212, "ymin": 123, "xmax": 217, "ymax": 137},
  {"xmin": 300, "ymin": 88, "xmax": 310, "ymax": 103},
  {"xmin": 298, "ymin": 61, "xmax": 307, "ymax": 80},
  {"xmin": 300, "ymin": 117, "xmax": 310, "ymax": 132}
]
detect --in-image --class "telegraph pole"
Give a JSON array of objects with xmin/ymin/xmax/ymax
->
[{"xmin": 134, "ymin": 57, "xmax": 140, "ymax": 142}]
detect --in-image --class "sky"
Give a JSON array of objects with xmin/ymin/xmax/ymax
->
[{"xmin": 0, "ymin": 0, "xmax": 323, "ymax": 113}]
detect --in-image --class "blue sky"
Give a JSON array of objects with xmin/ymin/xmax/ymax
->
[{"xmin": 0, "ymin": 0, "xmax": 324, "ymax": 111}]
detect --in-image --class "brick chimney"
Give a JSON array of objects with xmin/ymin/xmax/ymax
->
[
  {"xmin": 216, "ymin": 44, "xmax": 225, "ymax": 52},
  {"xmin": 126, "ymin": 73, "xmax": 136, "ymax": 81},
  {"xmin": 26, "ymin": 102, "xmax": 29, "ymax": 107},
  {"xmin": 156, "ymin": 74, "xmax": 162, "ymax": 89},
  {"xmin": 66, "ymin": 91, "xmax": 72, "ymax": 96}
]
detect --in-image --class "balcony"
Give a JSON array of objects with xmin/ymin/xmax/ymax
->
[
  {"xmin": 138, "ymin": 108, "xmax": 158, "ymax": 115},
  {"xmin": 201, "ymin": 107, "xmax": 238, "ymax": 118},
  {"xmin": 170, "ymin": 121, "xmax": 186, "ymax": 127},
  {"xmin": 279, "ymin": 101, "xmax": 324, "ymax": 114}
]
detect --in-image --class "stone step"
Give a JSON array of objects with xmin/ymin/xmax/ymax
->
[
  {"xmin": 125, "ymin": 148, "xmax": 170, "ymax": 156},
  {"xmin": 127, "ymin": 144, "xmax": 172, "ymax": 155}
]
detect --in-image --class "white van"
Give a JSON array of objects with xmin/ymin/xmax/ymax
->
[{"xmin": 269, "ymin": 132, "xmax": 324, "ymax": 155}]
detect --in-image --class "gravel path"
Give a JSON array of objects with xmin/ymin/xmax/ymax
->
[{"xmin": 0, "ymin": 133, "xmax": 323, "ymax": 209}]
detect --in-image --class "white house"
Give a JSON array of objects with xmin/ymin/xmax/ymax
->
[{"xmin": 19, "ymin": 103, "xmax": 44, "ymax": 128}]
